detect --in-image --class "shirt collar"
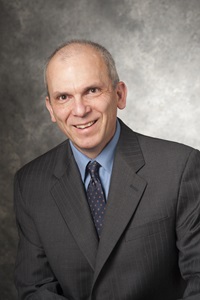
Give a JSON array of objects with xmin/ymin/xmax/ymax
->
[{"xmin": 70, "ymin": 119, "xmax": 121, "ymax": 181}]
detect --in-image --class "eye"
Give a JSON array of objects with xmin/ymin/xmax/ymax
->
[
  {"xmin": 58, "ymin": 94, "xmax": 68, "ymax": 101},
  {"xmin": 89, "ymin": 87, "xmax": 99, "ymax": 93}
]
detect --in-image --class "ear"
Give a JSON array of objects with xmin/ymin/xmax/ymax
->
[
  {"xmin": 45, "ymin": 96, "xmax": 57, "ymax": 123},
  {"xmin": 116, "ymin": 81, "xmax": 127, "ymax": 110}
]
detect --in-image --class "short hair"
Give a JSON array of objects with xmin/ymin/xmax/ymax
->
[{"xmin": 44, "ymin": 39, "xmax": 120, "ymax": 96}]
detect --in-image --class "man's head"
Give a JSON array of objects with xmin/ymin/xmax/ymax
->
[
  {"xmin": 45, "ymin": 40, "xmax": 120, "ymax": 94},
  {"xmin": 45, "ymin": 40, "xmax": 127, "ymax": 158}
]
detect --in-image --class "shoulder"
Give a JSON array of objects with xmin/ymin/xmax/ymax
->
[
  {"xmin": 136, "ymin": 131, "xmax": 195, "ymax": 157},
  {"xmin": 119, "ymin": 119, "xmax": 199, "ymax": 165},
  {"xmin": 15, "ymin": 139, "xmax": 70, "ymax": 184}
]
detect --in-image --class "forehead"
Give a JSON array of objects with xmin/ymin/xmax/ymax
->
[
  {"xmin": 46, "ymin": 47, "xmax": 111, "ymax": 93},
  {"xmin": 47, "ymin": 46, "xmax": 108, "ymax": 78}
]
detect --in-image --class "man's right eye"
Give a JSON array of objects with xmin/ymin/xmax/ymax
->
[{"xmin": 58, "ymin": 94, "xmax": 68, "ymax": 100}]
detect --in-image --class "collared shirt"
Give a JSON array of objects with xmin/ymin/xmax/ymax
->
[{"xmin": 69, "ymin": 120, "xmax": 121, "ymax": 200}]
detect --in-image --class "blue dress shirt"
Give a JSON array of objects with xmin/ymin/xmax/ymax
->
[{"xmin": 69, "ymin": 120, "xmax": 121, "ymax": 200}]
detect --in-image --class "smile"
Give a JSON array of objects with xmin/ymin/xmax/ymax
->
[{"xmin": 75, "ymin": 120, "xmax": 96, "ymax": 129}]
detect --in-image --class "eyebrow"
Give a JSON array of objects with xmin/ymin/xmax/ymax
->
[
  {"xmin": 52, "ymin": 82, "xmax": 104, "ymax": 98},
  {"xmin": 52, "ymin": 91, "xmax": 69, "ymax": 98},
  {"xmin": 82, "ymin": 83, "xmax": 103, "ymax": 93}
]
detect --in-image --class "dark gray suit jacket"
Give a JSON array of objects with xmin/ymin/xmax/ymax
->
[{"xmin": 14, "ymin": 120, "xmax": 200, "ymax": 300}]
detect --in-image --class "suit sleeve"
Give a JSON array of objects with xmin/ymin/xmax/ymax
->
[
  {"xmin": 176, "ymin": 149, "xmax": 200, "ymax": 300},
  {"xmin": 14, "ymin": 173, "xmax": 69, "ymax": 300}
]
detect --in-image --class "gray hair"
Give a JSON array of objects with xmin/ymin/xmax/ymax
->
[{"xmin": 44, "ymin": 39, "xmax": 120, "ymax": 96}]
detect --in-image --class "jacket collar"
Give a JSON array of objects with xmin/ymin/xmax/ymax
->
[{"xmin": 51, "ymin": 119, "xmax": 147, "ymax": 280}]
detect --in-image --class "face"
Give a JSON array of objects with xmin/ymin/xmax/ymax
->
[{"xmin": 46, "ymin": 46, "xmax": 127, "ymax": 158}]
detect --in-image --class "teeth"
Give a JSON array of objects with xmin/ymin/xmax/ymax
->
[{"xmin": 76, "ymin": 121, "xmax": 95, "ymax": 129}]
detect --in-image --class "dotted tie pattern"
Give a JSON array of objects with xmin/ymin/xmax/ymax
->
[{"xmin": 86, "ymin": 161, "xmax": 106, "ymax": 237}]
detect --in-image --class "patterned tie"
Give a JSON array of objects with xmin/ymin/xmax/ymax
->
[{"xmin": 86, "ymin": 161, "xmax": 106, "ymax": 237}]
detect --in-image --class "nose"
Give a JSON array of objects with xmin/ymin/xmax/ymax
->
[{"xmin": 72, "ymin": 97, "xmax": 91, "ymax": 117}]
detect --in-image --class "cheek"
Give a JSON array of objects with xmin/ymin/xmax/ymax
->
[
  {"xmin": 106, "ymin": 101, "xmax": 118, "ymax": 118},
  {"xmin": 53, "ymin": 107, "xmax": 71, "ymax": 122},
  {"xmin": 96, "ymin": 96, "xmax": 117, "ymax": 114},
  {"xmin": 101, "ymin": 105, "xmax": 118, "ymax": 131}
]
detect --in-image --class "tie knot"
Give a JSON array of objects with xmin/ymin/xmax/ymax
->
[{"xmin": 87, "ymin": 161, "xmax": 101, "ymax": 179}]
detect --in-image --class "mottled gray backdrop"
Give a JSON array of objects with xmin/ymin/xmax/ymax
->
[{"xmin": 0, "ymin": 0, "xmax": 200, "ymax": 298}]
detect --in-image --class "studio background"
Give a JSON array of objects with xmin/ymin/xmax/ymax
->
[{"xmin": 0, "ymin": 0, "xmax": 200, "ymax": 299}]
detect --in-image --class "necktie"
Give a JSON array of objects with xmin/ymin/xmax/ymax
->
[{"xmin": 86, "ymin": 161, "xmax": 106, "ymax": 237}]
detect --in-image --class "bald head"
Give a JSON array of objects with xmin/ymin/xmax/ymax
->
[{"xmin": 44, "ymin": 40, "xmax": 120, "ymax": 96}]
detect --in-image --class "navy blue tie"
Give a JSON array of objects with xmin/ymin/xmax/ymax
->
[{"xmin": 86, "ymin": 161, "xmax": 106, "ymax": 237}]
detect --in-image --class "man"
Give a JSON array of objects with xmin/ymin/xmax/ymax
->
[{"xmin": 14, "ymin": 40, "xmax": 200, "ymax": 300}]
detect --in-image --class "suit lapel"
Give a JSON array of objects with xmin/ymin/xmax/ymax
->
[
  {"xmin": 50, "ymin": 141, "xmax": 98, "ymax": 270},
  {"xmin": 48, "ymin": 121, "xmax": 147, "ymax": 286},
  {"xmin": 92, "ymin": 120, "xmax": 147, "ymax": 287}
]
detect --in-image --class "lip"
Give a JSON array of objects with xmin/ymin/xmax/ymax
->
[{"xmin": 74, "ymin": 120, "xmax": 97, "ymax": 129}]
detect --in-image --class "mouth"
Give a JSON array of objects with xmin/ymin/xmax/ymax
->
[{"xmin": 75, "ymin": 120, "xmax": 97, "ymax": 129}]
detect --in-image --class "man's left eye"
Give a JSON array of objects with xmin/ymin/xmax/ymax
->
[{"xmin": 89, "ymin": 88, "xmax": 98, "ymax": 93}]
